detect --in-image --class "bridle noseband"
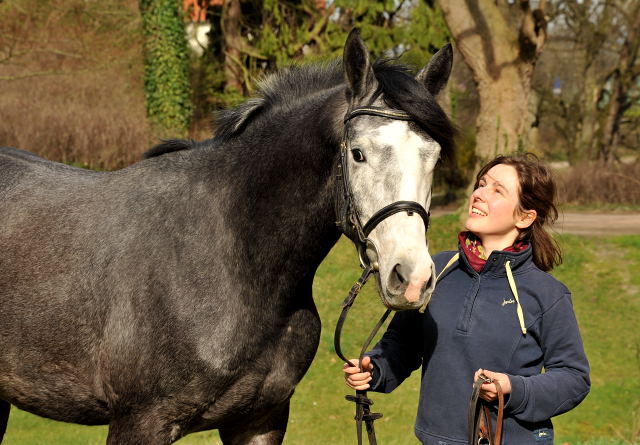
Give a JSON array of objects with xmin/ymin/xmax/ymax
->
[
  {"xmin": 335, "ymin": 106, "xmax": 431, "ymax": 272},
  {"xmin": 333, "ymin": 106, "xmax": 432, "ymax": 445}
]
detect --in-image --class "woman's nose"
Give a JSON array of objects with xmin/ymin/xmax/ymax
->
[{"xmin": 472, "ymin": 187, "xmax": 485, "ymax": 200}]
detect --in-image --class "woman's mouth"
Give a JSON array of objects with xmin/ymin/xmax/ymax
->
[{"xmin": 471, "ymin": 207, "xmax": 487, "ymax": 216}]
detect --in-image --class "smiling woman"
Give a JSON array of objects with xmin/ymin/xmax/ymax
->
[
  {"xmin": 469, "ymin": 155, "xmax": 563, "ymax": 272},
  {"xmin": 466, "ymin": 163, "xmax": 537, "ymax": 256},
  {"xmin": 343, "ymin": 154, "xmax": 590, "ymax": 445}
]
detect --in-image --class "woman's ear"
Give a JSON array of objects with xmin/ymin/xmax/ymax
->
[{"xmin": 516, "ymin": 209, "xmax": 537, "ymax": 229}]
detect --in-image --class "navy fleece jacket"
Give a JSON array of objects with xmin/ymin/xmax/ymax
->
[{"xmin": 366, "ymin": 245, "xmax": 590, "ymax": 445}]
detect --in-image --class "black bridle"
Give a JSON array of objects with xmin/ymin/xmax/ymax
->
[
  {"xmin": 333, "ymin": 106, "xmax": 432, "ymax": 445},
  {"xmin": 335, "ymin": 105, "xmax": 431, "ymax": 273}
]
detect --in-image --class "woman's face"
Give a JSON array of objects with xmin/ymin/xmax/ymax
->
[{"xmin": 465, "ymin": 164, "xmax": 531, "ymax": 245}]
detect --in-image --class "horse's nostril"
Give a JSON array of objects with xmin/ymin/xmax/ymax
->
[
  {"xmin": 425, "ymin": 274, "xmax": 434, "ymax": 291},
  {"xmin": 393, "ymin": 264, "xmax": 406, "ymax": 284}
]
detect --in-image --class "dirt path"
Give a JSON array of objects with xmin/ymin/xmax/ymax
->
[
  {"xmin": 432, "ymin": 208, "xmax": 640, "ymax": 236},
  {"xmin": 554, "ymin": 212, "xmax": 640, "ymax": 236}
]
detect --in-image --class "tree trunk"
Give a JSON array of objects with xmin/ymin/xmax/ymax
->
[
  {"xmin": 597, "ymin": 4, "xmax": 640, "ymax": 161},
  {"xmin": 222, "ymin": 0, "xmax": 245, "ymax": 94},
  {"xmin": 574, "ymin": 63, "xmax": 600, "ymax": 163},
  {"xmin": 436, "ymin": 0, "xmax": 546, "ymax": 164},
  {"xmin": 474, "ymin": 65, "xmax": 536, "ymax": 160}
]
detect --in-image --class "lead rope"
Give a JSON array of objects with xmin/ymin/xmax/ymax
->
[
  {"xmin": 467, "ymin": 259, "xmax": 522, "ymax": 445},
  {"xmin": 334, "ymin": 265, "xmax": 391, "ymax": 445},
  {"xmin": 469, "ymin": 374, "xmax": 504, "ymax": 445},
  {"xmin": 335, "ymin": 253, "xmax": 461, "ymax": 445}
]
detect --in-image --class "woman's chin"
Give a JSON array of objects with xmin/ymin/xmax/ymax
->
[{"xmin": 464, "ymin": 219, "xmax": 481, "ymax": 233}]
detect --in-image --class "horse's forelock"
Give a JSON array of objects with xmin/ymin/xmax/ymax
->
[{"xmin": 372, "ymin": 60, "xmax": 456, "ymax": 160}]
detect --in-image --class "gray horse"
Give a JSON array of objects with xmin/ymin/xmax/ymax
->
[{"xmin": 0, "ymin": 31, "xmax": 454, "ymax": 444}]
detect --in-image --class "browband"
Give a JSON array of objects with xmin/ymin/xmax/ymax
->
[{"xmin": 344, "ymin": 106, "xmax": 412, "ymax": 123}]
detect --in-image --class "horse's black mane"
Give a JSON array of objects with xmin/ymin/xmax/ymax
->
[
  {"xmin": 143, "ymin": 58, "xmax": 455, "ymax": 159},
  {"xmin": 142, "ymin": 139, "xmax": 197, "ymax": 159}
]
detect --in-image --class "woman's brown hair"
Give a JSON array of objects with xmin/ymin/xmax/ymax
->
[{"xmin": 474, "ymin": 154, "xmax": 562, "ymax": 271}]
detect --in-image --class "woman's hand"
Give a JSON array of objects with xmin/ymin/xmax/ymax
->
[
  {"xmin": 473, "ymin": 369, "xmax": 512, "ymax": 402},
  {"xmin": 343, "ymin": 356, "xmax": 373, "ymax": 391}
]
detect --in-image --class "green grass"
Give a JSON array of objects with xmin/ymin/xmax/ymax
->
[{"xmin": 3, "ymin": 214, "xmax": 639, "ymax": 444}]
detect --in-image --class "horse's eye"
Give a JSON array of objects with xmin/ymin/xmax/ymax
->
[{"xmin": 351, "ymin": 149, "xmax": 366, "ymax": 163}]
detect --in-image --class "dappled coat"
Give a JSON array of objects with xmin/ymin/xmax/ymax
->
[{"xmin": 366, "ymin": 244, "xmax": 590, "ymax": 445}]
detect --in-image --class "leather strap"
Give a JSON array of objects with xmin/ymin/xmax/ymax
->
[
  {"xmin": 469, "ymin": 374, "xmax": 504, "ymax": 445},
  {"xmin": 344, "ymin": 106, "xmax": 412, "ymax": 123},
  {"xmin": 362, "ymin": 201, "xmax": 429, "ymax": 237},
  {"xmin": 334, "ymin": 105, "xmax": 430, "ymax": 445},
  {"xmin": 334, "ymin": 265, "xmax": 391, "ymax": 445}
]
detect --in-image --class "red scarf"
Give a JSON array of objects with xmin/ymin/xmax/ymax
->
[{"xmin": 458, "ymin": 231, "xmax": 528, "ymax": 272}]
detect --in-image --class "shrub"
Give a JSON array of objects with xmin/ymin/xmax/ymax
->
[
  {"xmin": 139, "ymin": 0, "xmax": 192, "ymax": 138},
  {"xmin": 0, "ymin": 0, "xmax": 154, "ymax": 170},
  {"xmin": 555, "ymin": 160, "xmax": 640, "ymax": 206}
]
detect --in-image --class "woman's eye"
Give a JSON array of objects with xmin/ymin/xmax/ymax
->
[{"xmin": 351, "ymin": 149, "xmax": 366, "ymax": 162}]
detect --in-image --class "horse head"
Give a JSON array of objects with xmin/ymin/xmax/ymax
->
[{"xmin": 337, "ymin": 29, "xmax": 454, "ymax": 311}]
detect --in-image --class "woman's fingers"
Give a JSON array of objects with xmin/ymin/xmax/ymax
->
[
  {"xmin": 345, "ymin": 370, "xmax": 371, "ymax": 379},
  {"xmin": 345, "ymin": 376, "xmax": 371, "ymax": 390},
  {"xmin": 344, "ymin": 366, "xmax": 371, "ymax": 385},
  {"xmin": 480, "ymin": 383, "xmax": 497, "ymax": 401},
  {"xmin": 343, "ymin": 357, "xmax": 373, "ymax": 390},
  {"xmin": 343, "ymin": 357, "xmax": 372, "ymax": 371},
  {"xmin": 347, "ymin": 381, "xmax": 371, "ymax": 391},
  {"xmin": 474, "ymin": 368, "xmax": 511, "ymax": 402},
  {"xmin": 346, "ymin": 371, "xmax": 371, "ymax": 383}
]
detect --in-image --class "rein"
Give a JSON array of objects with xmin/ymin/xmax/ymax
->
[
  {"xmin": 469, "ymin": 374, "xmax": 505, "ymax": 445},
  {"xmin": 333, "ymin": 106, "xmax": 430, "ymax": 445},
  {"xmin": 333, "ymin": 265, "xmax": 390, "ymax": 445}
]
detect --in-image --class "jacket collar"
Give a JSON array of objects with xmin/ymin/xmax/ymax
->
[{"xmin": 458, "ymin": 242, "xmax": 534, "ymax": 277}]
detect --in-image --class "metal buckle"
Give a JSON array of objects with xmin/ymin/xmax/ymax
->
[{"xmin": 358, "ymin": 238, "xmax": 379, "ymax": 271}]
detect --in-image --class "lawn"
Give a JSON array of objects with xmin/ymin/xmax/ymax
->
[{"xmin": 3, "ymin": 213, "xmax": 639, "ymax": 444}]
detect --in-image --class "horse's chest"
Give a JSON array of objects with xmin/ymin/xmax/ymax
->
[
  {"xmin": 200, "ymin": 307, "xmax": 321, "ymax": 423},
  {"xmin": 256, "ymin": 313, "xmax": 322, "ymax": 401}
]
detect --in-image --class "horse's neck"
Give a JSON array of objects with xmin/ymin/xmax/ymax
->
[{"xmin": 209, "ymin": 92, "xmax": 344, "ymax": 281}]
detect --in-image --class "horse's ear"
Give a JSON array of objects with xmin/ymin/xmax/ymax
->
[
  {"xmin": 343, "ymin": 29, "xmax": 377, "ymax": 103},
  {"xmin": 416, "ymin": 43, "xmax": 453, "ymax": 97}
]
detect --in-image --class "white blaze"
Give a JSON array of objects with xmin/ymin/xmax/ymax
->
[{"xmin": 349, "ymin": 119, "xmax": 439, "ymax": 306}]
